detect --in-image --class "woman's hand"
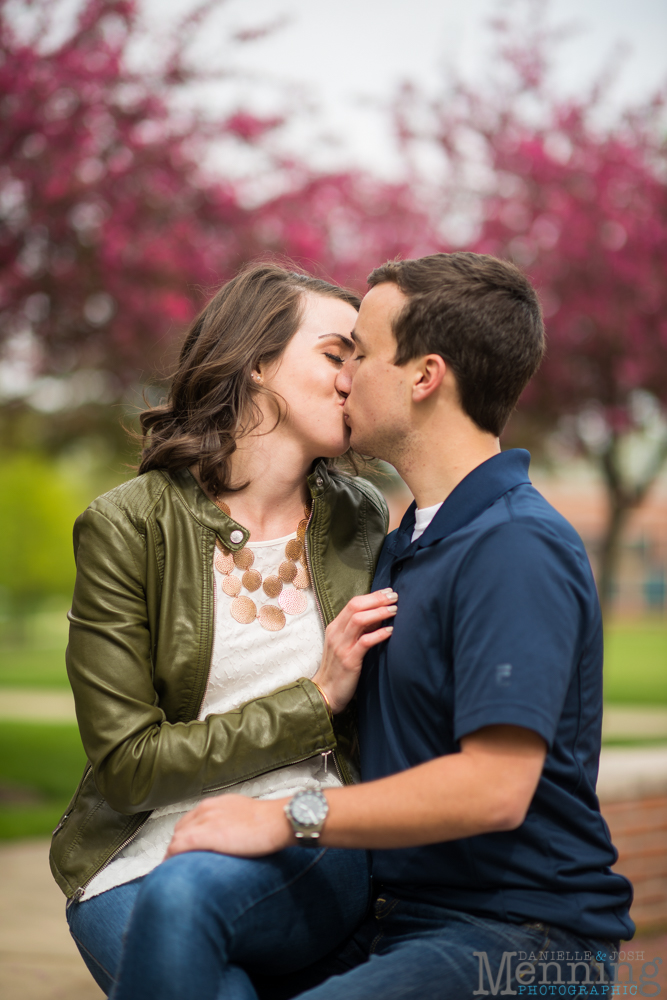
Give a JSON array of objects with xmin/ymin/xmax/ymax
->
[{"xmin": 311, "ymin": 589, "xmax": 397, "ymax": 715}]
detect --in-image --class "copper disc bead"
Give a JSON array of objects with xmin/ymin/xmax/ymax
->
[
  {"xmin": 279, "ymin": 560, "xmax": 297, "ymax": 583},
  {"xmin": 222, "ymin": 575, "xmax": 242, "ymax": 597},
  {"xmin": 278, "ymin": 589, "xmax": 308, "ymax": 615},
  {"xmin": 215, "ymin": 552, "xmax": 234, "ymax": 575},
  {"xmin": 230, "ymin": 596, "xmax": 257, "ymax": 624},
  {"xmin": 233, "ymin": 547, "xmax": 254, "ymax": 570},
  {"xmin": 258, "ymin": 605, "xmax": 286, "ymax": 631},
  {"xmin": 285, "ymin": 538, "xmax": 303, "ymax": 561},
  {"xmin": 293, "ymin": 566, "xmax": 310, "ymax": 590},
  {"xmin": 263, "ymin": 575, "xmax": 283, "ymax": 598},
  {"xmin": 242, "ymin": 569, "xmax": 262, "ymax": 593}
]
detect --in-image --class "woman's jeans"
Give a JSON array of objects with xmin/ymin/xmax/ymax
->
[{"xmin": 66, "ymin": 846, "xmax": 371, "ymax": 999}]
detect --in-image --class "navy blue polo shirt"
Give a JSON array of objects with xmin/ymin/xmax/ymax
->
[{"xmin": 359, "ymin": 450, "xmax": 634, "ymax": 942}]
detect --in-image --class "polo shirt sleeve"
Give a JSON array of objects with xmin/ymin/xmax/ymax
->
[{"xmin": 452, "ymin": 519, "xmax": 585, "ymax": 749}]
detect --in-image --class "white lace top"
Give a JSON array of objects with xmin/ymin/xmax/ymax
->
[{"xmin": 82, "ymin": 531, "xmax": 341, "ymax": 900}]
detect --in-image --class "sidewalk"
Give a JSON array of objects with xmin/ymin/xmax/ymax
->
[
  {"xmin": 0, "ymin": 840, "xmax": 102, "ymax": 1000},
  {"xmin": 0, "ymin": 690, "xmax": 75, "ymax": 723}
]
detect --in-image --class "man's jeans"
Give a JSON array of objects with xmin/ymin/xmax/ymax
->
[
  {"xmin": 66, "ymin": 846, "xmax": 371, "ymax": 999},
  {"xmin": 260, "ymin": 895, "xmax": 621, "ymax": 1000}
]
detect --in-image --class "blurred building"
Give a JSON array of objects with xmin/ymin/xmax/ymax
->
[{"xmin": 534, "ymin": 470, "xmax": 667, "ymax": 617}]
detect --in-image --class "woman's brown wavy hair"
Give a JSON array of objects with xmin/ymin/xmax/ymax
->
[{"xmin": 139, "ymin": 263, "xmax": 361, "ymax": 497}]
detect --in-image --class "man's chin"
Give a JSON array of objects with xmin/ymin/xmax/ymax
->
[{"xmin": 348, "ymin": 429, "xmax": 375, "ymax": 459}]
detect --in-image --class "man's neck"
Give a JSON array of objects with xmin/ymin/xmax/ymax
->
[{"xmin": 393, "ymin": 419, "xmax": 501, "ymax": 510}]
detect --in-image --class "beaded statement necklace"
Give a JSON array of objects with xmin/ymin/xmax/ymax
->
[{"xmin": 213, "ymin": 499, "xmax": 311, "ymax": 633}]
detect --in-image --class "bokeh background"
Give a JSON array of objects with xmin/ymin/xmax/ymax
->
[{"xmin": 0, "ymin": 1, "xmax": 666, "ymax": 996}]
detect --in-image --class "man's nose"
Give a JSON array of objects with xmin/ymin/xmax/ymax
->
[{"xmin": 335, "ymin": 359, "xmax": 355, "ymax": 399}]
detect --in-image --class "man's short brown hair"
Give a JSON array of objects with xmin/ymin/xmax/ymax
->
[{"xmin": 367, "ymin": 252, "xmax": 545, "ymax": 437}]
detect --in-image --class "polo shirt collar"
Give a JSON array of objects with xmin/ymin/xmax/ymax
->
[{"xmin": 393, "ymin": 449, "xmax": 532, "ymax": 555}]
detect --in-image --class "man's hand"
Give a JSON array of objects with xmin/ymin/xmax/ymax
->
[
  {"xmin": 166, "ymin": 795, "xmax": 292, "ymax": 859},
  {"xmin": 312, "ymin": 589, "xmax": 397, "ymax": 714}
]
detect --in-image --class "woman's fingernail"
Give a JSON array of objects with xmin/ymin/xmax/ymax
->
[
  {"xmin": 385, "ymin": 626, "xmax": 394, "ymax": 633},
  {"xmin": 382, "ymin": 588, "xmax": 394, "ymax": 596},
  {"xmin": 387, "ymin": 606, "xmax": 397, "ymax": 613}
]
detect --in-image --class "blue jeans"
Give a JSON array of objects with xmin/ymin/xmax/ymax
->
[
  {"xmin": 67, "ymin": 876, "xmax": 143, "ymax": 995},
  {"xmin": 67, "ymin": 847, "xmax": 370, "ymax": 999},
  {"xmin": 260, "ymin": 895, "xmax": 620, "ymax": 1000}
]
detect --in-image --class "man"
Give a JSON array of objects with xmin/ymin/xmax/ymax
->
[{"xmin": 133, "ymin": 253, "xmax": 634, "ymax": 998}]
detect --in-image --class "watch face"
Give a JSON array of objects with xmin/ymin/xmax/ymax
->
[{"xmin": 291, "ymin": 791, "xmax": 327, "ymax": 827}]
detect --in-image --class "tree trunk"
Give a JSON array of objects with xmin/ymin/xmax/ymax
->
[
  {"xmin": 596, "ymin": 491, "xmax": 632, "ymax": 619},
  {"xmin": 594, "ymin": 429, "xmax": 667, "ymax": 619}
]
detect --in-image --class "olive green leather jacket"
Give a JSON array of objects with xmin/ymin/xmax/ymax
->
[{"xmin": 50, "ymin": 462, "xmax": 388, "ymax": 899}]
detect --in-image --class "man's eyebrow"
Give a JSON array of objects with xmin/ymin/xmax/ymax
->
[
  {"xmin": 350, "ymin": 329, "xmax": 366, "ymax": 351},
  {"xmin": 317, "ymin": 333, "xmax": 355, "ymax": 350}
]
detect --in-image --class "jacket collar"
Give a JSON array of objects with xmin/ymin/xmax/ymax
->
[
  {"xmin": 391, "ymin": 449, "xmax": 532, "ymax": 557},
  {"xmin": 307, "ymin": 460, "xmax": 332, "ymax": 500},
  {"xmin": 164, "ymin": 460, "xmax": 332, "ymax": 551}
]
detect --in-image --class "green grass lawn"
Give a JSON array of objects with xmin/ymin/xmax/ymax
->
[
  {"xmin": 603, "ymin": 619, "xmax": 667, "ymax": 704},
  {"xmin": 0, "ymin": 721, "xmax": 86, "ymax": 839},
  {"xmin": 0, "ymin": 602, "xmax": 71, "ymax": 688},
  {"xmin": 0, "ymin": 644, "xmax": 70, "ymax": 688}
]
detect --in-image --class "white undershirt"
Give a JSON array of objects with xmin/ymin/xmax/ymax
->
[
  {"xmin": 411, "ymin": 502, "xmax": 443, "ymax": 542},
  {"xmin": 82, "ymin": 531, "xmax": 341, "ymax": 900}
]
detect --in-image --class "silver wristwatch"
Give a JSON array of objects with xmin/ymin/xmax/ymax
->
[{"xmin": 284, "ymin": 789, "xmax": 329, "ymax": 847}]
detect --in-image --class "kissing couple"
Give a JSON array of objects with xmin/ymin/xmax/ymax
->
[{"xmin": 52, "ymin": 253, "xmax": 633, "ymax": 999}]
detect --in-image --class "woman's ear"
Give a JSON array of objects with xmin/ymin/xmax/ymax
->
[
  {"xmin": 251, "ymin": 370, "xmax": 264, "ymax": 384},
  {"xmin": 411, "ymin": 354, "xmax": 447, "ymax": 402}
]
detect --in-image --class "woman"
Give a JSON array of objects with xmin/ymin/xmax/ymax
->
[{"xmin": 50, "ymin": 263, "xmax": 395, "ymax": 996}]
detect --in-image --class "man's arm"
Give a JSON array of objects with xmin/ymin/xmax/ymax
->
[{"xmin": 166, "ymin": 724, "xmax": 546, "ymax": 858}]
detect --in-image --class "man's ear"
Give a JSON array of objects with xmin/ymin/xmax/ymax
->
[{"xmin": 411, "ymin": 354, "xmax": 447, "ymax": 402}]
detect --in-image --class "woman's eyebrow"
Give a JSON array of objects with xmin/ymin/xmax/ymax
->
[{"xmin": 317, "ymin": 334, "xmax": 355, "ymax": 350}]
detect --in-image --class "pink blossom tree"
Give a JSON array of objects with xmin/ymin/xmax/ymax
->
[
  {"xmin": 396, "ymin": 3, "xmax": 667, "ymax": 611},
  {"xmin": 0, "ymin": 0, "xmax": 259, "ymax": 392},
  {"xmin": 0, "ymin": 0, "xmax": 432, "ymax": 443}
]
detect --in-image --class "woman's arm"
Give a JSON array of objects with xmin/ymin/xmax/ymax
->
[{"xmin": 68, "ymin": 502, "xmax": 392, "ymax": 815}]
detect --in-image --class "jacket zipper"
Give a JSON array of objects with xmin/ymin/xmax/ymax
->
[
  {"xmin": 304, "ymin": 499, "xmax": 327, "ymax": 633},
  {"xmin": 199, "ymin": 545, "xmax": 218, "ymax": 716},
  {"xmin": 305, "ymin": 495, "xmax": 346, "ymax": 787},
  {"xmin": 68, "ymin": 816, "xmax": 151, "ymax": 905},
  {"xmin": 52, "ymin": 813, "xmax": 69, "ymax": 836}
]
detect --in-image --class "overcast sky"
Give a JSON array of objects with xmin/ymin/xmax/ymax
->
[{"xmin": 143, "ymin": 0, "xmax": 667, "ymax": 178}]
